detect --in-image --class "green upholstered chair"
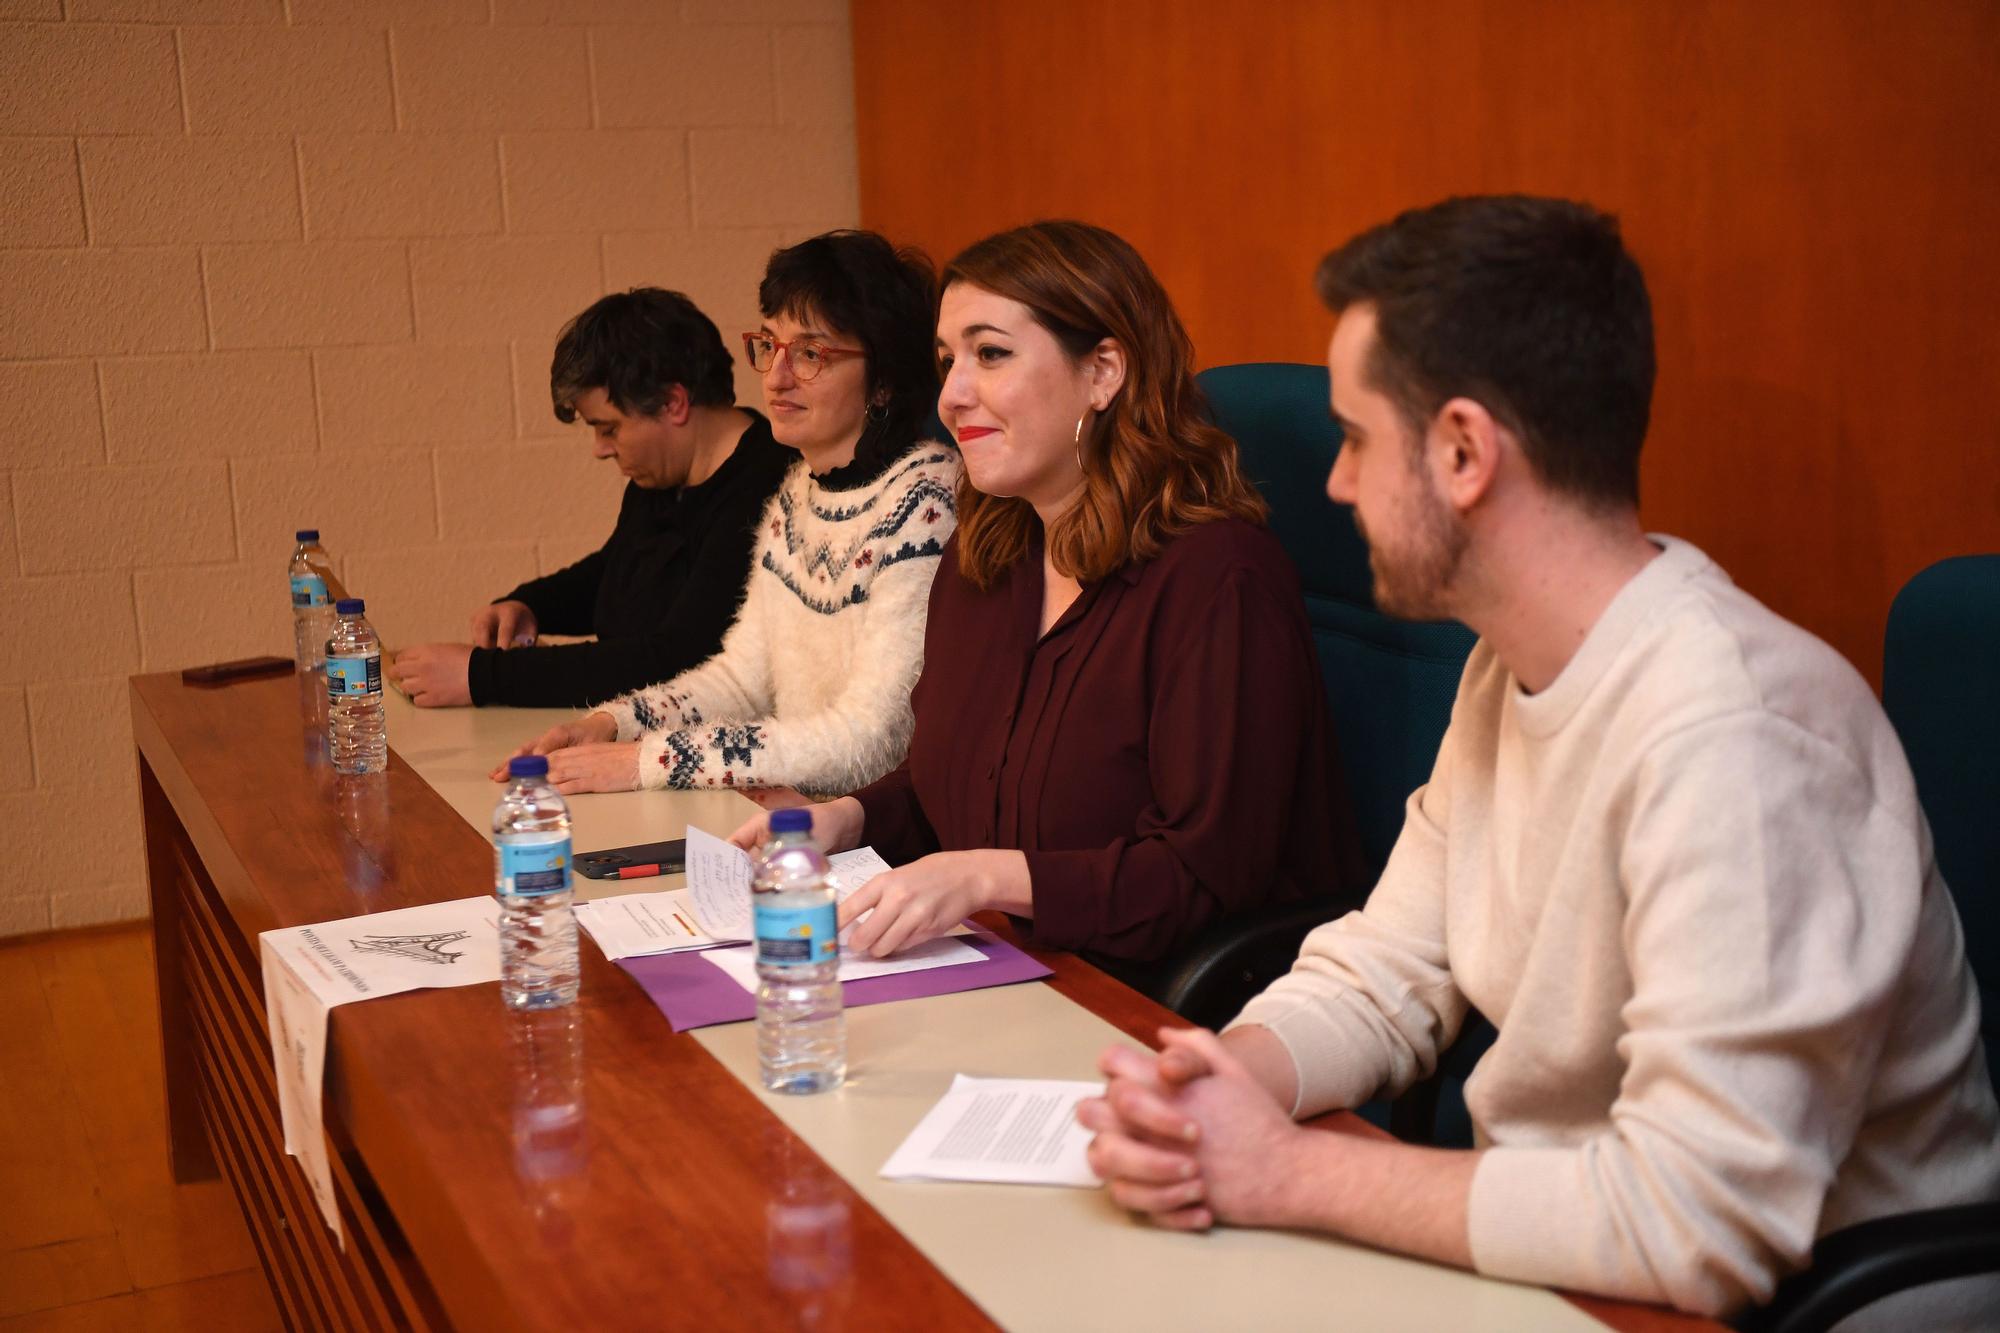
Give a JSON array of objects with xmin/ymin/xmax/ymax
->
[
  {"xmin": 1739, "ymin": 555, "xmax": 2000, "ymax": 1332},
  {"xmin": 1148, "ymin": 363, "xmax": 1476, "ymax": 1031},
  {"xmin": 1884, "ymin": 556, "xmax": 1999, "ymax": 1067},
  {"xmin": 1197, "ymin": 362, "xmax": 1476, "ymax": 877},
  {"xmin": 1192, "ymin": 364, "xmax": 1480, "ymax": 876}
]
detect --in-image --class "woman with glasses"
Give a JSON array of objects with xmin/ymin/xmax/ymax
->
[
  {"xmin": 496, "ymin": 230, "xmax": 960, "ymax": 798},
  {"xmin": 732, "ymin": 221, "xmax": 1362, "ymax": 984}
]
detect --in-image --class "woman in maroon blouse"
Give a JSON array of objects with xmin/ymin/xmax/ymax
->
[{"xmin": 732, "ymin": 221, "xmax": 1360, "ymax": 982}]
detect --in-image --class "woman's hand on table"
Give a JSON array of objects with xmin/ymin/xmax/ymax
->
[
  {"xmin": 838, "ymin": 849, "xmax": 1030, "ymax": 957},
  {"xmin": 471, "ymin": 599, "xmax": 538, "ymax": 649},
  {"xmin": 489, "ymin": 712, "xmax": 619, "ymax": 781},
  {"xmin": 537, "ymin": 741, "xmax": 642, "ymax": 794},
  {"xmin": 387, "ymin": 642, "xmax": 473, "ymax": 708},
  {"xmin": 727, "ymin": 796, "xmax": 865, "ymax": 855}
]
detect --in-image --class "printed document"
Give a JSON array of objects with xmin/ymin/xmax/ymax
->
[
  {"xmin": 259, "ymin": 896, "xmax": 503, "ymax": 1244},
  {"xmin": 881, "ymin": 1074, "xmax": 1105, "ymax": 1188},
  {"xmin": 574, "ymin": 889, "xmax": 717, "ymax": 959},
  {"xmin": 698, "ymin": 933, "xmax": 984, "ymax": 993}
]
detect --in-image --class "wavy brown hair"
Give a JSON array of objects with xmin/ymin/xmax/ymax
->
[{"xmin": 941, "ymin": 221, "xmax": 1265, "ymax": 588}]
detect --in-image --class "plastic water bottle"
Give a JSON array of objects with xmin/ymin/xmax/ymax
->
[
  {"xmin": 753, "ymin": 808, "xmax": 845, "ymax": 1094},
  {"xmin": 494, "ymin": 756, "xmax": 579, "ymax": 1010},
  {"xmin": 324, "ymin": 598, "xmax": 386, "ymax": 775},
  {"xmin": 288, "ymin": 530, "xmax": 336, "ymax": 671}
]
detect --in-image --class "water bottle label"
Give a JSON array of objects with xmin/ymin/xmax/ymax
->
[
  {"xmin": 326, "ymin": 654, "xmax": 381, "ymax": 698},
  {"xmin": 754, "ymin": 900, "xmax": 838, "ymax": 966},
  {"xmin": 497, "ymin": 835, "xmax": 572, "ymax": 897},
  {"xmin": 290, "ymin": 573, "xmax": 329, "ymax": 608}
]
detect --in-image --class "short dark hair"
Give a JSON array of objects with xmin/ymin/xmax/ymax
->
[
  {"xmin": 1317, "ymin": 195, "xmax": 1654, "ymax": 508},
  {"xmin": 549, "ymin": 287, "xmax": 735, "ymax": 424},
  {"xmin": 758, "ymin": 229, "xmax": 938, "ymax": 443}
]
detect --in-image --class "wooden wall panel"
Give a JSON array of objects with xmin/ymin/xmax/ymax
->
[{"xmin": 852, "ymin": 0, "xmax": 1999, "ymax": 685}]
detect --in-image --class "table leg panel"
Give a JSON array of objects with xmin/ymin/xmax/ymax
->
[{"xmin": 144, "ymin": 758, "xmax": 218, "ymax": 1185}]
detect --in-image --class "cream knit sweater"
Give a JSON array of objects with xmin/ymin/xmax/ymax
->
[
  {"xmin": 599, "ymin": 441, "xmax": 960, "ymax": 797},
  {"xmin": 1232, "ymin": 537, "xmax": 1999, "ymax": 1321}
]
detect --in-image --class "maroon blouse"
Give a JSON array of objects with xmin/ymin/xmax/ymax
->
[{"xmin": 852, "ymin": 518, "xmax": 1361, "ymax": 967}]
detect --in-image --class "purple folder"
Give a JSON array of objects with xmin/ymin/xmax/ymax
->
[{"xmin": 619, "ymin": 930, "xmax": 1053, "ymax": 1032}]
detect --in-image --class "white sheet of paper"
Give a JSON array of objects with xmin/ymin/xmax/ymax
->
[
  {"xmin": 827, "ymin": 845, "xmax": 892, "ymax": 891},
  {"xmin": 260, "ymin": 946, "xmax": 339, "ymax": 1244},
  {"xmin": 573, "ymin": 889, "xmax": 719, "ymax": 959},
  {"xmin": 261, "ymin": 895, "xmax": 503, "ymax": 1007},
  {"xmin": 699, "ymin": 933, "xmax": 985, "ymax": 993},
  {"xmin": 680, "ymin": 825, "xmax": 892, "ymax": 940},
  {"xmin": 682, "ymin": 826, "xmax": 757, "ymax": 938},
  {"xmin": 258, "ymin": 896, "xmax": 505, "ymax": 1242},
  {"xmin": 881, "ymin": 1074, "xmax": 1105, "ymax": 1188}
]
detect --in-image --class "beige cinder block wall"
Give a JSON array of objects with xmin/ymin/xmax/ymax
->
[{"xmin": 0, "ymin": 0, "xmax": 859, "ymax": 937}]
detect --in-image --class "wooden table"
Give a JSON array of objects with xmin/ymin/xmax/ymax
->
[{"xmin": 134, "ymin": 669, "xmax": 1717, "ymax": 1331}]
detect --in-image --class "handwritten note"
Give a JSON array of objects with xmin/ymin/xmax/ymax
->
[{"xmin": 680, "ymin": 826, "xmax": 892, "ymax": 940}]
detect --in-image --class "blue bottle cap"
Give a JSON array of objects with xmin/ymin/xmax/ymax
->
[
  {"xmin": 508, "ymin": 755, "xmax": 549, "ymax": 778},
  {"xmin": 335, "ymin": 597, "xmax": 365, "ymax": 614},
  {"xmin": 296, "ymin": 528, "xmax": 319, "ymax": 541},
  {"xmin": 769, "ymin": 808, "xmax": 812, "ymax": 834}
]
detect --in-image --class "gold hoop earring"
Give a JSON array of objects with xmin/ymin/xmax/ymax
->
[{"xmin": 1074, "ymin": 410, "xmax": 1088, "ymax": 473}]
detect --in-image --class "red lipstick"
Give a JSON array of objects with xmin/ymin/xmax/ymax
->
[{"xmin": 956, "ymin": 426, "xmax": 998, "ymax": 441}]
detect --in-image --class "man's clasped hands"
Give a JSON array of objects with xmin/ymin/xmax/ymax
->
[{"xmin": 1079, "ymin": 1025, "xmax": 1309, "ymax": 1233}]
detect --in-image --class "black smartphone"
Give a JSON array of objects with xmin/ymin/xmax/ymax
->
[
  {"xmin": 181, "ymin": 654, "xmax": 295, "ymax": 686},
  {"xmin": 574, "ymin": 838, "xmax": 688, "ymax": 880}
]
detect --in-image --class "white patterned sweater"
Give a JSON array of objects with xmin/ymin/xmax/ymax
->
[{"xmin": 599, "ymin": 441, "xmax": 960, "ymax": 797}]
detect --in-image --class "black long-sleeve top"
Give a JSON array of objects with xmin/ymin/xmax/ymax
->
[{"xmin": 466, "ymin": 411, "xmax": 791, "ymax": 709}]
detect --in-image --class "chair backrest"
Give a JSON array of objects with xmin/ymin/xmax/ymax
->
[
  {"xmin": 1197, "ymin": 362, "xmax": 1476, "ymax": 878},
  {"xmin": 1883, "ymin": 555, "xmax": 2000, "ymax": 1073}
]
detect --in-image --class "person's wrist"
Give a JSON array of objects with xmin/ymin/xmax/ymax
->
[
  {"xmin": 1230, "ymin": 1120, "xmax": 1315, "ymax": 1230},
  {"xmin": 1220, "ymin": 1024, "xmax": 1303, "ymax": 1115},
  {"xmin": 956, "ymin": 851, "xmax": 993, "ymax": 914},
  {"xmin": 979, "ymin": 849, "xmax": 1016, "ymax": 912},
  {"xmin": 967, "ymin": 848, "xmax": 1028, "ymax": 916},
  {"xmin": 837, "ymin": 796, "xmax": 865, "ymax": 849}
]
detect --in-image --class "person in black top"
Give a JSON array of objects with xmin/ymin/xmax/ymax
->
[{"xmin": 389, "ymin": 288, "xmax": 791, "ymax": 709}]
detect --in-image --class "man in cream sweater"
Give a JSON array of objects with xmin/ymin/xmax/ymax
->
[{"xmin": 1079, "ymin": 196, "xmax": 1998, "ymax": 1325}]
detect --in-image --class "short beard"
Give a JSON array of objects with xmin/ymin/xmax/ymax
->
[{"xmin": 1358, "ymin": 477, "xmax": 1467, "ymax": 620}]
